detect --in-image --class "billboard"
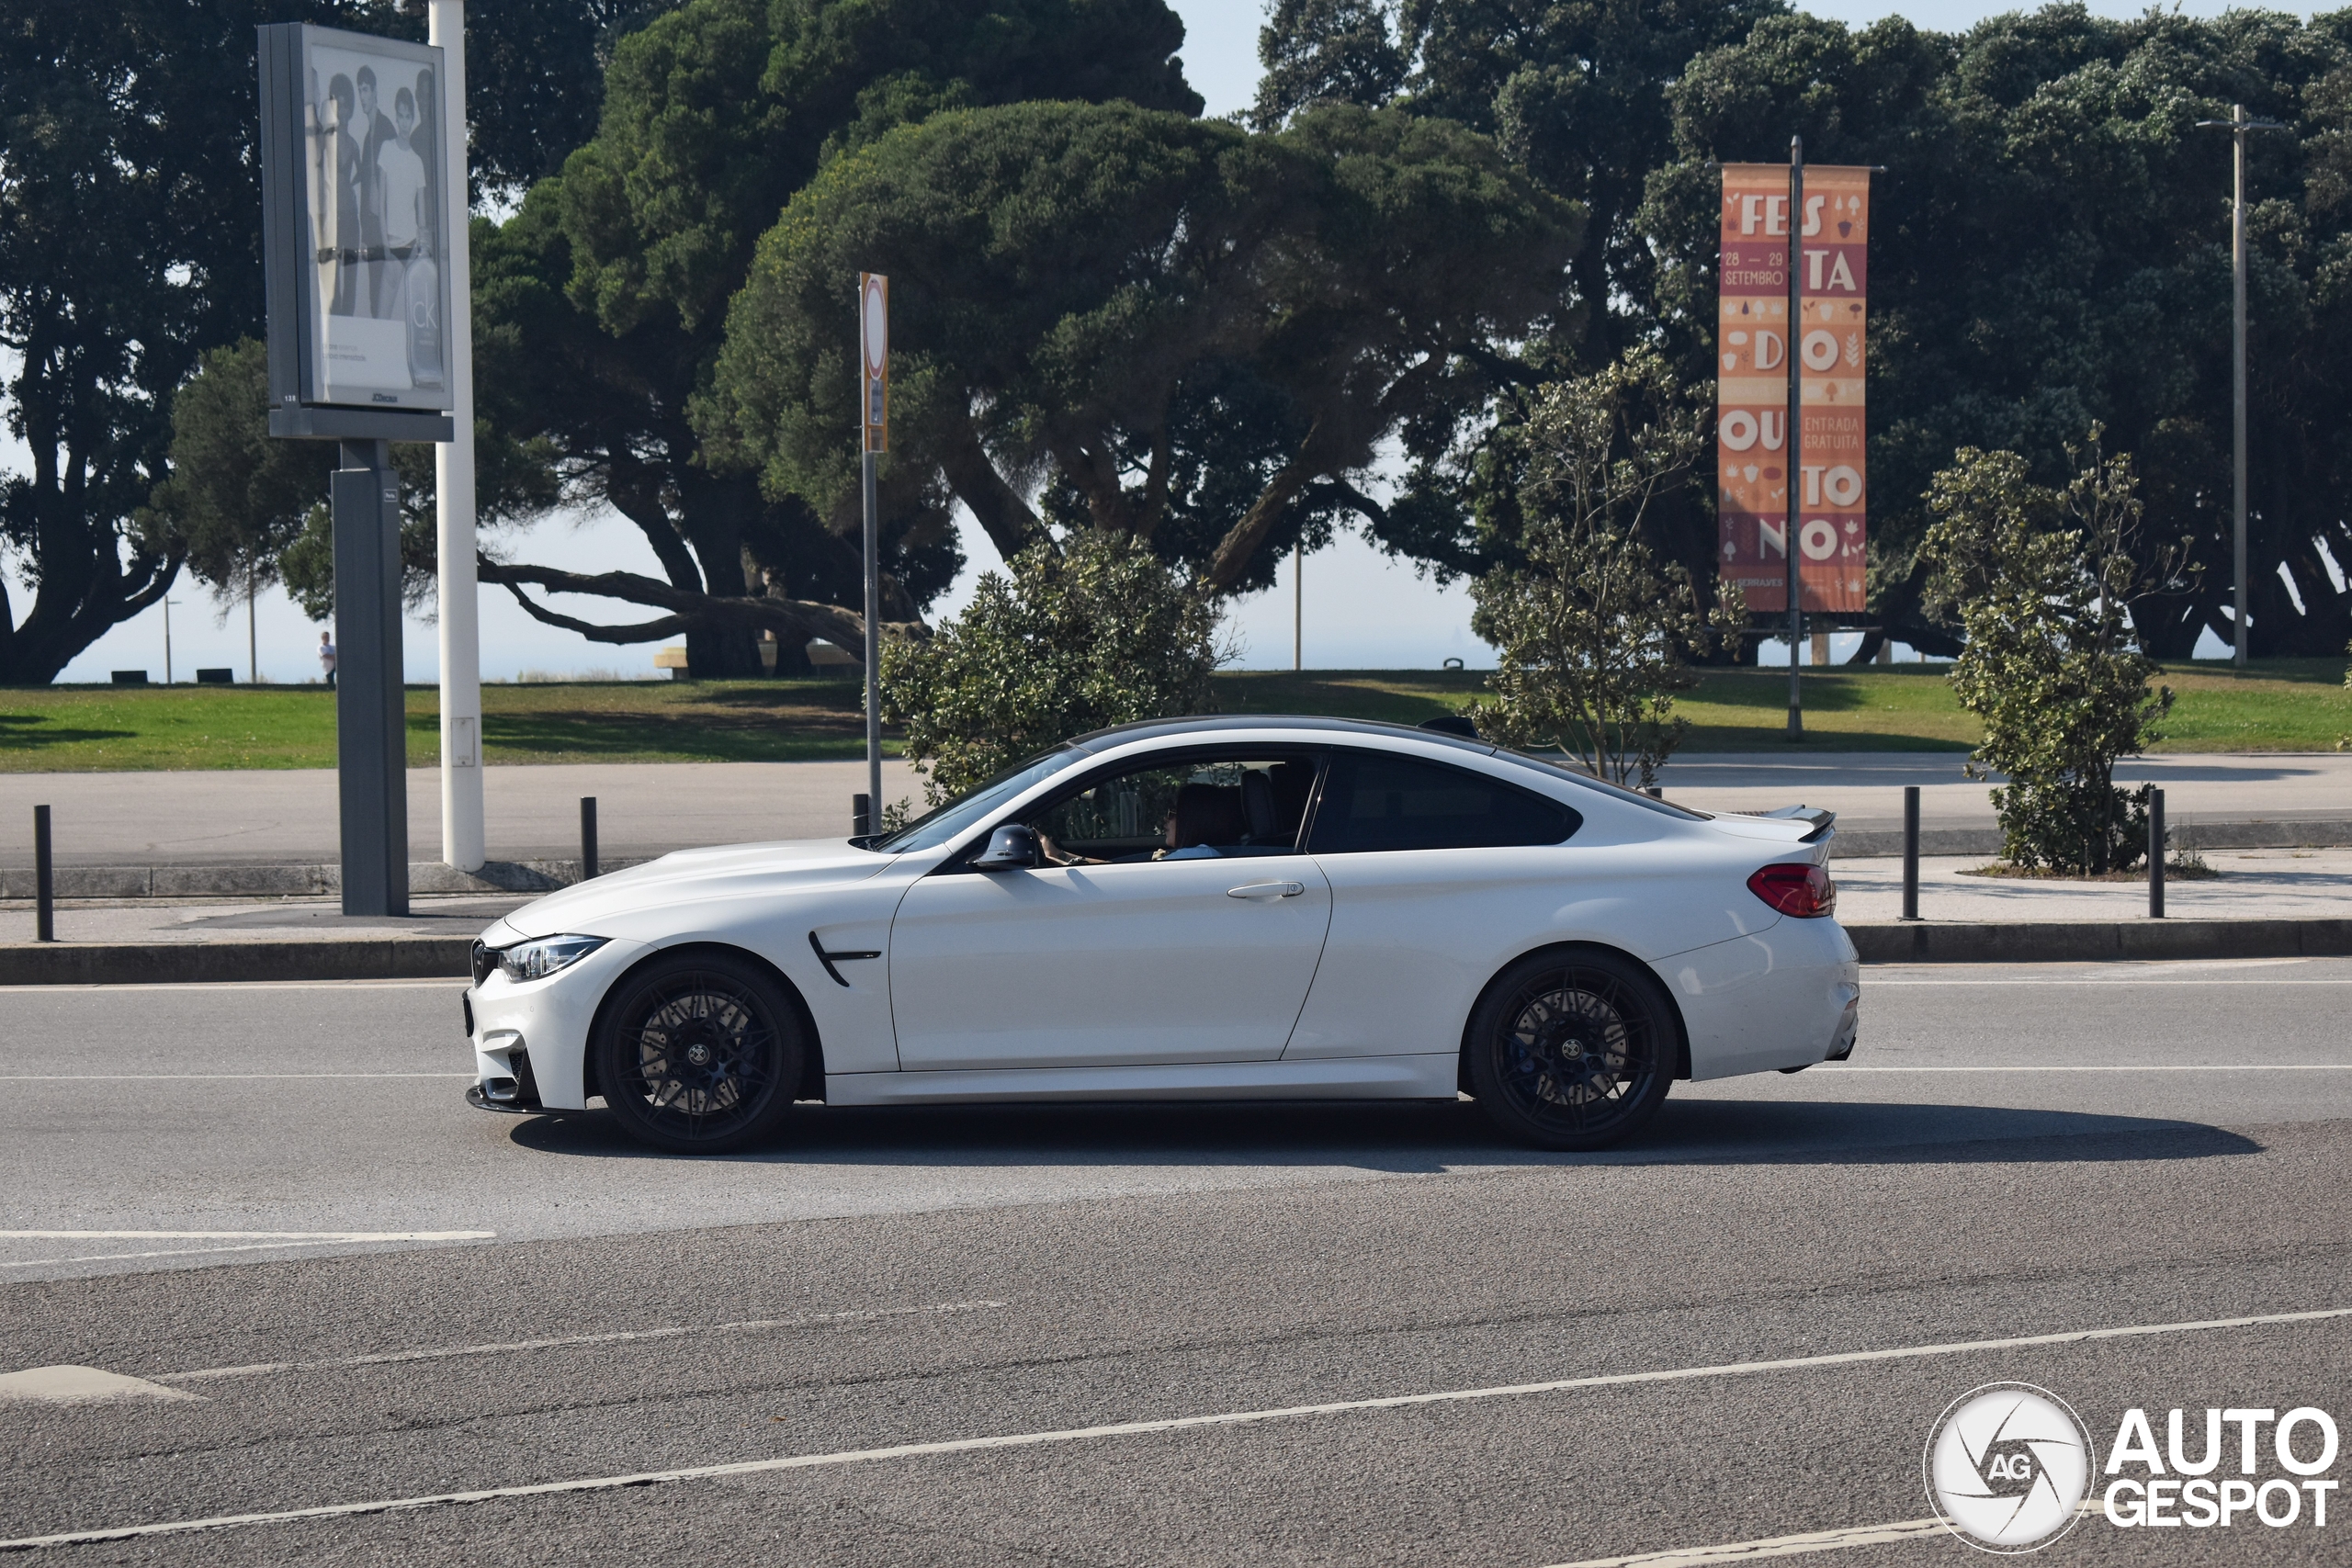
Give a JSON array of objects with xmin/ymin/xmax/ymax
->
[
  {"xmin": 259, "ymin": 25, "xmax": 452, "ymax": 415},
  {"xmin": 1716, "ymin": 164, "xmax": 1871, "ymax": 614}
]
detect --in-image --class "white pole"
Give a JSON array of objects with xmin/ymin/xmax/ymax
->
[{"xmin": 429, "ymin": 0, "xmax": 484, "ymax": 871}]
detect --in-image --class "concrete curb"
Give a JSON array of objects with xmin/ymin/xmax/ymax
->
[
  {"xmin": 0, "ymin": 938, "xmax": 474, "ymax": 987},
  {"xmin": 0, "ymin": 857, "xmax": 651, "ymax": 902},
  {"xmin": 1844, "ymin": 919, "xmax": 2352, "ymax": 964},
  {"xmin": 4, "ymin": 919, "xmax": 2346, "ymax": 986}
]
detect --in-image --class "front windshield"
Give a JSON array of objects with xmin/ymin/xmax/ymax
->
[
  {"xmin": 1498, "ymin": 750, "xmax": 1712, "ymax": 819},
  {"xmin": 872, "ymin": 746, "xmax": 1089, "ymax": 852}
]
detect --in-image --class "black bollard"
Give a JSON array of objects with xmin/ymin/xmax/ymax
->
[
  {"xmin": 854, "ymin": 793, "xmax": 872, "ymax": 837},
  {"xmin": 1901, "ymin": 784, "xmax": 1920, "ymax": 922},
  {"xmin": 581, "ymin": 796, "xmax": 599, "ymax": 882},
  {"xmin": 34, "ymin": 804, "xmax": 54, "ymax": 943},
  {"xmin": 2148, "ymin": 788, "xmax": 2165, "ymax": 919}
]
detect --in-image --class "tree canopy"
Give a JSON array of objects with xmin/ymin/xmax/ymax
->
[
  {"xmin": 1259, "ymin": 2, "xmax": 2352, "ymax": 659},
  {"xmin": 465, "ymin": 0, "xmax": 1209, "ymax": 673},
  {"xmin": 701, "ymin": 97, "xmax": 1581, "ymax": 595}
]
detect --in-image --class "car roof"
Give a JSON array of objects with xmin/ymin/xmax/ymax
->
[{"xmin": 1069, "ymin": 713, "xmax": 1498, "ymax": 757}]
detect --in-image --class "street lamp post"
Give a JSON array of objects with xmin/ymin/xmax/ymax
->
[
  {"xmin": 2195, "ymin": 104, "xmax": 2288, "ymax": 670},
  {"xmin": 1785, "ymin": 134, "xmax": 1804, "ymax": 738}
]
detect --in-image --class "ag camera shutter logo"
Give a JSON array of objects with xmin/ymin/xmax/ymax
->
[{"xmin": 1924, "ymin": 1382, "xmax": 2096, "ymax": 1551}]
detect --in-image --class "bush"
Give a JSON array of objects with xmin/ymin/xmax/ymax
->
[
  {"xmin": 879, "ymin": 531, "xmax": 1226, "ymax": 803},
  {"xmin": 1922, "ymin": 437, "xmax": 2185, "ymax": 873},
  {"xmin": 1468, "ymin": 355, "xmax": 1741, "ymax": 787}
]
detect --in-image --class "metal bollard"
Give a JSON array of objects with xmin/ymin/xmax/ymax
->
[
  {"xmin": 1901, "ymin": 784, "xmax": 1920, "ymax": 922},
  {"xmin": 853, "ymin": 793, "xmax": 871, "ymax": 837},
  {"xmin": 2148, "ymin": 788, "xmax": 2165, "ymax": 919},
  {"xmin": 34, "ymin": 804, "xmax": 55, "ymax": 943},
  {"xmin": 580, "ymin": 796, "xmax": 599, "ymax": 882}
]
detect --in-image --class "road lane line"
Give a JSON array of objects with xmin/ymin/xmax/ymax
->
[
  {"xmin": 0, "ymin": 1073, "xmax": 473, "ymax": 1081},
  {"xmin": 5, "ymin": 1303, "xmax": 2345, "ymax": 1551},
  {"xmin": 155, "ymin": 1301, "xmax": 1011, "ymax": 1383},
  {"xmin": 0, "ymin": 1231, "xmax": 494, "ymax": 1270},
  {"xmin": 1541, "ymin": 1517, "xmax": 1948, "ymax": 1566},
  {"xmin": 1816, "ymin": 1064, "xmax": 2352, "ymax": 1072},
  {"xmin": 0, "ymin": 979, "xmax": 463, "ymax": 994},
  {"xmin": 1864, "ymin": 978, "xmax": 2352, "ymax": 986}
]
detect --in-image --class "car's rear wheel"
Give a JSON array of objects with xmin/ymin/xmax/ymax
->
[
  {"xmin": 593, "ymin": 953, "xmax": 802, "ymax": 1153},
  {"xmin": 1465, "ymin": 949, "xmax": 1674, "ymax": 1151}
]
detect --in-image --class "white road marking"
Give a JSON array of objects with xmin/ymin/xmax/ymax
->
[
  {"xmin": 1541, "ymin": 1517, "xmax": 1948, "ymax": 1566},
  {"xmin": 0, "ymin": 1367, "xmax": 203, "ymax": 1405},
  {"xmin": 0, "ymin": 1230, "xmax": 494, "ymax": 1270},
  {"xmin": 1865, "ymin": 977, "xmax": 2352, "ymax": 986},
  {"xmin": 4, "ymin": 1303, "xmax": 2344, "ymax": 1551},
  {"xmin": 156, "ymin": 1301, "xmax": 1011, "ymax": 1383},
  {"xmin": 1818, "ymin": 1064, "xmax": 2352, "ymax": 1072},
  {"xmin": 0, "ymin": 979, "xmax": 462, "ymax": 994},
  {"xmin": 0, "ymin": 1073, "xmax": 473, "ymax": 1081}
]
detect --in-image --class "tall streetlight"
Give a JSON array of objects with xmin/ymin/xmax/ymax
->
[
  {"xmin": 2195, "ymin": 104, "xmax": 2288, "ymax": 669},
  {"xmin": 1784, "ymin": 135, "xmax": 1804, "ymax": 738}
]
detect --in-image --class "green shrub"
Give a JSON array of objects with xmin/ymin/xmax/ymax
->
[
  {"xmin": 1922, "ymin": 438, "xmax": 2185, "ymax": 873},
  {"xmin": 1469, "ymin": 354, "xmax": 1741, "ymax": 787},
  {"xmin": 879, "ymin": 531, "xmax": 1226, "ymax": 803}
]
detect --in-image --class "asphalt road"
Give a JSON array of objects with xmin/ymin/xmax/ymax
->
[{"xmin": 3, "ymin": 959, "xmax": 2349, "ymax": 1563}]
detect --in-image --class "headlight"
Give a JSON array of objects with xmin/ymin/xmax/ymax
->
[{"xmin": 498, "ymin": 934, "xmax": 608, "ymax": 982}]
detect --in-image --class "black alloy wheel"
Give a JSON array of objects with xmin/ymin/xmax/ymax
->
[
  {"xmin": 1465, "ymin": 949, "xmax": 1674, "ymax": 1151},
  {"xmin": 593, "ymin": 953, "xmax": 803, "ymax": 1154}
]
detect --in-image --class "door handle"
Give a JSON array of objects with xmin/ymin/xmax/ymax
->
[{"xmin": 1227, "ymin": 881, "xmax": 1305, "ymax": 899}]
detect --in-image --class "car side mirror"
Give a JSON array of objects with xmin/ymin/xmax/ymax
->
[{"xmin": 970, "ymin": 825, "xmax": 1041, "ymax": 871}]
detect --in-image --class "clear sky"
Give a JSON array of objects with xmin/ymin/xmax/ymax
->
[{"xmin": 12, "ymin": 1, "xmax": 2288, "ymax": 683}]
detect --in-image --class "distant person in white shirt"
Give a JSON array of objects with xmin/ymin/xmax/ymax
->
[{"xmin": 319, "ymin": 631, "xmax": 338, "ymax": 689}]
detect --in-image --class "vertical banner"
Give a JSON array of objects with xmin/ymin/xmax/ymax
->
[
  {"xmin": 860, "ymin": 271, "xmax": 888, "ymax": 453},
  {"xmin": 1716, "ymin": 164, "xmax": 1870, "ymax": 613}
]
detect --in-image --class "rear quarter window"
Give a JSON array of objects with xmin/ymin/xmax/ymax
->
[{"xmin": 1308, "ymin": 750, "xmax": 1580, "ymax": 853}]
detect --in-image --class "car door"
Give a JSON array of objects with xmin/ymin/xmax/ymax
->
[
  {"xmin": 1283, "ymin": 747, "xmax": 1585, "ymax": 1060},
  {"xmin": 888, "ymin": 750, "xmax": 1334, "ymax": 1070}
]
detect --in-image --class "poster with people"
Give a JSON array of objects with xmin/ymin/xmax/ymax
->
[
  {"xmin": 1715, "ymin": 163, "xmax": 1870, "ymax": 614},
  {"xmin": 297, "ymin": 28, "xmax": 450, "ymax": 410}
]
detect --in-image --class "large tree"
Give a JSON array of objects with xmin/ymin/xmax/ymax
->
[
  {"xmin": 1646, "ymin": 7, "xmax": 2352, "ymax": 658},
  {"xmin": 0, "ymin": 1, "xmax": 695, "ymax": 685},
  {"xmin": 469, "ymin": 0, "xmax": 1207, "ymax": 673},
  {"xmin": 700, "ymin": 98, "xmax": 1580, "ymax": 596}
]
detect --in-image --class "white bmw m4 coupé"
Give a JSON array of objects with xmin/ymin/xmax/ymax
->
[{"xmin": 465, "ymin": 716, "xmax": 1859, "ymax": 1154}]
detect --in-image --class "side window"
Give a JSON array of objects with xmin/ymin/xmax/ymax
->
[
  {"xmin": 1308, "ymin": 750, "xmax": 1578, "ymax": 853},
  {"xmin": 1026, "ymin": 754, "xmax": 1317, "ymax": 865}
]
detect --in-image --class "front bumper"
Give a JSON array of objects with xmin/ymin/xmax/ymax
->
[{"xmin": 466, "ymin": 935, "xmax": 650, "ymax": 1111}]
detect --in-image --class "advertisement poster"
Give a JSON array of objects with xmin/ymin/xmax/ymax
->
[
  {"xmin": 296, "ymin": 27, "xmax": 453, "ymax": 412},
  {"xmin": 1716, "ymin": 163, "xmax": 1870, "ymax": 614}
]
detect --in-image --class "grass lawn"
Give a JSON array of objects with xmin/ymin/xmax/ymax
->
[{"xmin": 2, "ymin": 659, "xmax": 2344, "ymax": 771}]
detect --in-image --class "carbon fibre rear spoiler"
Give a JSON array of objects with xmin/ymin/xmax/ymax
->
[{"xmin": 1758, "ymin": 805, "xmax": 1837, "ymax": 842}]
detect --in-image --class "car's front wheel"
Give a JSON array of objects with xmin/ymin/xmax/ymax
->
[
  {"xmin": 593, "ymin": 953, "xmax": 803, "ymax": 1153},
  {"xmin": 1465, "ymin": 949, "xmax": 1675, "ymax": 1151}
]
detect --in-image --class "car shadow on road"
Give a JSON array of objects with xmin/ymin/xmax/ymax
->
[{"xmin": 505, "ymin": 1095, "xmax": 2260, "ymax": 1173}]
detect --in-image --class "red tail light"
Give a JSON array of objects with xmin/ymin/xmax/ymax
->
[{"xmin": 1748, "ymin": 862, "xmax": 1836, "ymax": 918}]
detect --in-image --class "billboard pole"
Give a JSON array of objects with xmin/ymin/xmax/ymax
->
[
  {"xmin": 428, "ymin": 0, "xmax": 483, "ymax": 870},
  {"xmin": 860, "ymin": 275, "xmax": 888, "ymax": 827},
  {"xmin": 1785, "ymin": 134, "xmax": 1804, "ymax": 739}
]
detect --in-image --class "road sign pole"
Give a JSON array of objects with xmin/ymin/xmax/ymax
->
[
  {"xmin": 859, "ymin": 273, "xmax": 888, "ymax": 827},
  {"xmin": 1786, "ymin": 135, "xmax": 1804, "ymax": 739}
]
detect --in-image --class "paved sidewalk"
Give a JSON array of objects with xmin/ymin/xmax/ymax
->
[
  {"xmin": 0, "ymin": 760, "xmax": 922, "ymax": 867},
  {"xmin": 1836, "ymin": 846, "xmax": 2352, "ymax": 923},
  {"xmin": 1653, "ymin": 750, "xmax": 2352, "ymax": 832},
  {"xmin": 7, "ymin": 848, "xmax": 2340, "ymax": 947},
  {"xmin": 4, "ymin": 751, "xmax": 2345, "ymax": 872}
]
